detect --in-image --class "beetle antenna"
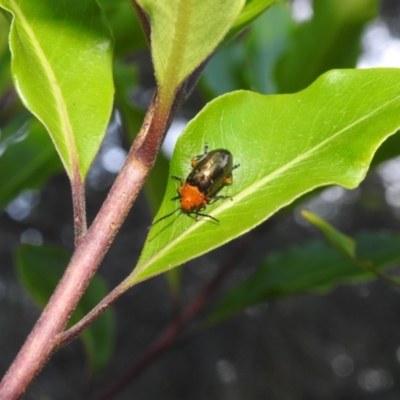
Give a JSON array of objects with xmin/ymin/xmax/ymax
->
[{"xmin": 150, "ymin": 207, "xmax": 181, "ymax": 227}]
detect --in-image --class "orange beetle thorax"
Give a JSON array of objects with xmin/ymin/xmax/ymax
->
[{"xmin": 178, "ymin": 183, "xmax": 208, "ymax": 212}]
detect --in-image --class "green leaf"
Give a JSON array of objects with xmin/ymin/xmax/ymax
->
[
  {"xmin": 15, "ymin": 244, "xmax": 114, "ymax": 374},
  {"xmin": 224, "ymin": 0, "xmax": 276, "ymax": 43},
  {"xmin": 203, "ymin": 3, "xmax": 293, "ymax": 96},
  {"xmin": 135, "ymin": 0, "xmax": 245, "ymax": 102},
  {"xmin": 76, "ymin": 274, "xmax": 115, "ymax": 374},
  {"xmin": 129, "ymin": 68, "xmax": 400, "ymax": 285},
  {"xmin": 0, "ymin": 116, "xmax": 62, "ymax": 210},
  {"xmin": 276, "ymin": 0, "xmax": 378, "ymax": 93},
  {"xmin": 301, "ymin": 210, "xmax": 400, "ymax": 288},
  {"xmin": 0, "ymin": 11, "xmax": 11, "ymax": 92},
  {"xmin": 113, "ymin": 61, "xmax": 144, "ymax": 144},
  {"xmin": 209, "ymin": 232, "xmax": 400, "ymax": 323},
  {"xmin": 99, "ymin": 0, "xmax": 147, "ymax": 57},
  {"xmin": 301, "ymin": 210, "xmax": 356, "ymax": 257},
  {"xmin": 146, "ymin": 153, "xmax": 183, "ymax": 297},
  {"xmin": 0, "ymin": 0, "xmax": 114, "ymax": 179},
  {"xmin": 244, "ymin": 2, "xmax": 293, "ymax": 94},
  {"xmin": 371, "ymin": 129, "xmax": 400, "ymax": 167},
  {"xmin": 144, "ymin": 151, "xmax": 170, "ymax": 215}
]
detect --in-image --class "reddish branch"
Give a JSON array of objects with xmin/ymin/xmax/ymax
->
[
  {"xmin": 60, "ymin": 276, "xmax": 131, "ymax": 346},
  {"xmin": 71, "ymin": 171, "xmax": 87, "ymax": 245}
]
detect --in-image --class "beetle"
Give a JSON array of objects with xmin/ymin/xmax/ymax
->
[{"xmin": 152, "ymin": 144, "xmax": 239, "ymax": 226}]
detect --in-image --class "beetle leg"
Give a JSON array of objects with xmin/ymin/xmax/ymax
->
[
  {"xmin": 150, "ymin": 207, "xmax": 181, "ymax": 227},
  {"xmin": 223, "ymin": 174, "xmax": 233, "ymax": 184},
  {"xmin": 223, "ymin": 164, "xmax": 239, "ymax": 184},
  {"xmin": 171, "ymin": 175, "xmax": 184, "ymax": 182},
  {"xmin": 191, "ymin": 157, "xmax": 199, "ymax": 167},
  {"xmin": 191, "ymin": 143, "xmax": 209, "ymax": 167}
]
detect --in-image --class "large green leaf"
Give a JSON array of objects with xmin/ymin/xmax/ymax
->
[
  {"xmin": 0, "ymin": 115, "xmax": 62, "ymax": 210},
  {"xmin": 135, "ymin": 0, "xmax": 245, "ymax": 102},
  {"xmin": 276, "ymin": 0, "xmax": 378, "ymax": 93},
  {"xmin": 0, "ymin": 0, "xmax": 114, "ymax": 179},
  {"xmin": 127, "ymin": 69, "xmax": 400, "ymax": 285},
  {"xmin": 209, "ymin": 232, "xmax": 400, "ymax": 323},
  {"xmin": 15, "ymin": 245, "xmax": 115, "ymax": 374}
]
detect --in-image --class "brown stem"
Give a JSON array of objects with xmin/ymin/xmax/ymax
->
[
  {"xmin": 71, "ymin": 172, "xmax": 87, "ymax": 245},
  {"xmin": 0, "ymin": 93, "xmax": 172, "ymax": 399},
  {"xmin": 354, "ymin": 259, "xmax": 400, "ymax": 287},
  {"xmin": 95, "ymin": 236, "xmax": 251, "ymax": 400}
]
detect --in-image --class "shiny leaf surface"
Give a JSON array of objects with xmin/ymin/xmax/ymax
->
[{"xmin": 129, "ymin": 69, "xmax": 400, "ymax": 285}]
